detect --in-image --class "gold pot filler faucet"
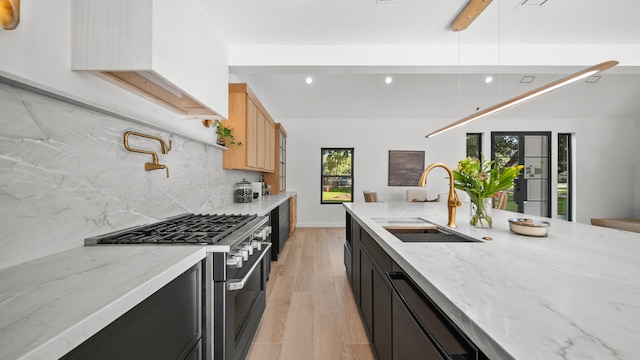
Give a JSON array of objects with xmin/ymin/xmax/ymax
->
[
  {"xmin": 123, "ymin": 131, "xmax": 172, "ymax": 178},
  {"xmin": 418, "ymin": 163, "xmax": 462, "ymax": 228}
]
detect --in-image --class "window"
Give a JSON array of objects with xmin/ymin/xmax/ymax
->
[
  {"xmin": 466, "ymin": 133, "xmax": 482, "ymax": 160},
  {"xmin": 557, "ymin": 133, "xmax": 572, "ymax": 221},
  {"xmin": 321, "ymin": 148, "xmax": 354, "ymax": 204}
]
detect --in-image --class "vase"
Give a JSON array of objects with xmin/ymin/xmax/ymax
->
[{"xmin": 470, "ymin": 197, "xmax": 492, "ymax": 228}]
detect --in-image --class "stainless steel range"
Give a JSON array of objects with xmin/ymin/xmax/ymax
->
[{"xmin": 85, "ymin": 213, "xmax": 272, "ymax": 360}]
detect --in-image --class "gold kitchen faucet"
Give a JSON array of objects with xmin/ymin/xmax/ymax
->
[
  {"xmin": 123, "ymin": 131, "xmax": 172, "ymax": 178},
  {"xmin": 418, "ymin": 163, "xmax": 461, "ymax": 228}
]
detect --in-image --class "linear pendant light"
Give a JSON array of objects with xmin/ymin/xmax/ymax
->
[{"xmin": 425, "ymin": 60, "xmax": 619, "ymax": 138}]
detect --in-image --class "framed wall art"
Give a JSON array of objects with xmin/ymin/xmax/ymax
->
[{"xmin": 388, "ymin": 150, "xmax": 425, "ymax": 186}]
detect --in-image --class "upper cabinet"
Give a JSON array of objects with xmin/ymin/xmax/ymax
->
[
  {"xmin": 222, "ymin": 83, "xmax": 276, "ymax": 173},
  {"xmin": 71, "ymin": 0, "xmax": 228, "ymax": 119},
  {"xmin": 264, "ymin": 123, "xmax": 287, "ymax": 194}
]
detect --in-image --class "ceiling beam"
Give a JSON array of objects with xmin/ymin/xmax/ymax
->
[{"xmin": 451, "ymin": 0, "xmax": 493, "ymax": 31}]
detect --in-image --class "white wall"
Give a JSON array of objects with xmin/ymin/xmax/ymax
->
[
  {"xmin": 284, "ymin": 115, "xmax": 640, "ymax": 227},
  {"xmin": 283, "ymin": 117, "xmax": 466, "ymax": 227}
]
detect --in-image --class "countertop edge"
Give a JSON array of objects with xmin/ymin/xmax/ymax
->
[{"xmin": 213, "ymin": 192, "xmax": 296, "ymax": 217}]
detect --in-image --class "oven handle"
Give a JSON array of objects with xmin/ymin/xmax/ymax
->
[{"xmin": 226, "ymin": 242, "xmax": 272, "ymax": 291}]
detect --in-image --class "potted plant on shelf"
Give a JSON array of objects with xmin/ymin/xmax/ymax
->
[
  {"xmin": 215, "ymin": 120, "xmax": 242, "ymax": 147},
  {"xmin": 452, "ymin": 156, "xmax": 523, "ymax": 228}
]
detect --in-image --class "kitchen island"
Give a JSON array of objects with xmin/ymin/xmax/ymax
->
[{"xmin": 345, "ymin": 201, "xmax": 640, "ymax": 360}]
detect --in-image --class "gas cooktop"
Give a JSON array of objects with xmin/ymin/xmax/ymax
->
[{"xmin": 85, "ymin": 213, "xmax": 258, "ymax": 245}]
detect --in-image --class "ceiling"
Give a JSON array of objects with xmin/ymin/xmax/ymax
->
[{"xmin": 202, "ymin": 0, "xmax": 640, "ymax": 120}]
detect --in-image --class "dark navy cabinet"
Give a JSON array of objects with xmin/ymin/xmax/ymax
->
[
  {"xmin": 345, "ymin": 218, "xmax": 488, "ymax": 360},
  {"xmin": 269, "ymin": 199, "xmax": 290, "ymax": 261},
  {"xmin": 61, "ymin": 262, "xmax": 203, "ymax": 360}
]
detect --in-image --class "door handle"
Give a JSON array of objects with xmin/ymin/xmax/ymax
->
[{"xmin": 514, "ymin": 178, "xmax": 528, "ymax": 203}]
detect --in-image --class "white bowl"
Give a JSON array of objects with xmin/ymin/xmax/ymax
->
[{"xmin": 508, "ymin": 218, "xmax": 550, "ymax": 237}]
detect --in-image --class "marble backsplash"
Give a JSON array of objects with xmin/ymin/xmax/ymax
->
[{"xmin": 0, "ymin": 81, "xmax": 255, "ymax": 270}]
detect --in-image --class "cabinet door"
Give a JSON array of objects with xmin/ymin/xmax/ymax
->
[
  {"xmin": 278, "ymin": 201, "xmax": 290, "ymax": 252},
  {"xmin": 372, "ymin": 269, "xmax": 392, "ymax": 360},
  {"xmin": 266, "ymin": 120, "xmax": 275, "ymax": 171},
  {"xmin": 279, "ymin": 130, "xmax": 286, "ymax": 192},
  {"xmin": 289, "ymin": 195, "xmax": 297, "ymax": 236},
  {"xmin": 392, "ymin": 294, "xmax": 446, "ymax": 360},
  {"xmin": 61, "ymin": 264, "xmax": 202, "ymax": 360},
  {"xmin": 256, "ymin": 110, "xmax": 266, "ymax": 169},
  {"xmin": 351, "ymin": 220, "xmax": 362, "ymax": 303},
  {"xmin": 246, "ymin": 99, "xmax": 258, "ymax": 168},
  {"xmin": 360, "ymin": 252, "xmax": 374, "ymax": 338}
]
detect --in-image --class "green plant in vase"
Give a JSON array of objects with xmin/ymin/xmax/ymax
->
[
  {"xmin": 215, "ymin": 120, "xmax": 242, "ymax": 147},
  {"xmin": 452, "ymin": 156, "xmax": 523, "ymax": 228}
]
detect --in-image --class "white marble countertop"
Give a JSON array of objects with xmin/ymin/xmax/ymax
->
[
  {"xmin": 0, "ymin": 246, "xmax": 206, "ymax": 360},
  {"xmin": 213, "ymin": 192, "xmax": 295, "ymax": 216},
  {"xmin": 0, "ymin": 194, "xmax": 294, "ymax": 360},
  {"xmin": 345, "ymin": 201, "xmax": 640, "ymax": 360}
]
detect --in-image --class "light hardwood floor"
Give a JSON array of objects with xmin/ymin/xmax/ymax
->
[{"xmin": 247, "ymin": 227, "xmax": 375, "ymax": 360}]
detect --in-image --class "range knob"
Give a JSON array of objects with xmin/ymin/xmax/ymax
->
[
  {"xmin": 234, "ymin": 254, "xmax": 243, "ymax": 268},
  {"xmin": 227, "ymin": 254, "xmax": 243, "ymax": 268},
  {"xmin": 243, "ymin": 244, "xmax": 254, "ymax": 256},
  {"xmin": 226, "ymin": 256, "xmax": 237, "ymax": 267},
  {"xmin": 239, "ymin": 249, "xmax": 249, "ymax": 261},
  {"xmin": 251, "ymin": 240, "xmax": 262, "ymax": 251},
  {"xmin": 253, "ymin": 230, "xmax": 267, "ymax": 241}
]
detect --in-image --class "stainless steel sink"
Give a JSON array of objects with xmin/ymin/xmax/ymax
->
[
  {"xmin": 390, "ymin": 230, "xmax": 481, "ymax": 243},
  {"xmin": 371, "ymin": 217, "xmax": 437, "ymax": 229},
  {"xmin": 372, "ymin": 217, "xmax": 482, "ymax": 243}
]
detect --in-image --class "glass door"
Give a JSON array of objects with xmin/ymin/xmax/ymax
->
[
  {"xmin": 557, "ymin": 134, "xmax": 572, "ymax": 221},
  {"xmin": 491, "ymin": 132, "xmax": 551, "ymax": 217}
]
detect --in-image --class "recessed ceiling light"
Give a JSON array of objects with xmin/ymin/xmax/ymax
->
[
  {"xmin": 485, "ymin": 76, "xmax": 493, "ymax": 84},
  {"xmin": 385, "ymin": 76, "xmax": 393, "ymax": 84},
  {"xmin": 519, "ymin": 0, "xmax": 548, "ymax": 7},
  {"xmin": 585, "ymin": 75, "xmax": 601, "ymax": 83},
  {"xmin": 520, "ymin": 76, "xmax": 535, "ymax": 84},
  {"xmin": 305, "ymin": 77, "xmax": 313, "ymax": 85},
  {"xmin": 376, "ymin": 0, "xmax": 400, "ymax": 3}
]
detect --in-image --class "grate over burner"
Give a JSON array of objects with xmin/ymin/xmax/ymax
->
[{"xmin": 91, "ymin": 213, "xmax": 257, "ymax": 245}]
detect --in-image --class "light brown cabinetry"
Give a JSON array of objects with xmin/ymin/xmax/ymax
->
[
  {"xmin": 289, "ymin": 194, "xmax": 297, "ymax": 236},
  {"xmin": 263, "ymin": 123, "xmax": 287, "ymax": 194},
  {"xmin": 222, "ymin": 84, "xmax": 276, "ymax": 172}
]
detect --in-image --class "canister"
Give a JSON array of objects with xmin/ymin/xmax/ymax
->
[{"xmin": 234, "ymin": 178, "xmax": 253, "ymax": 203}]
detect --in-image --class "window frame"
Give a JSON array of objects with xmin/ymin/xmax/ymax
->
[
  {"xmin": 466, "ymin": 133, "xmax": 482, "ymax": 160},
  {"xmin": 320, "ymin": 147, "xmax": 354, "ymax": 205},
  {"xmin": 557, "ymin": 133, "xmax": 573, "ymax": 221}
]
